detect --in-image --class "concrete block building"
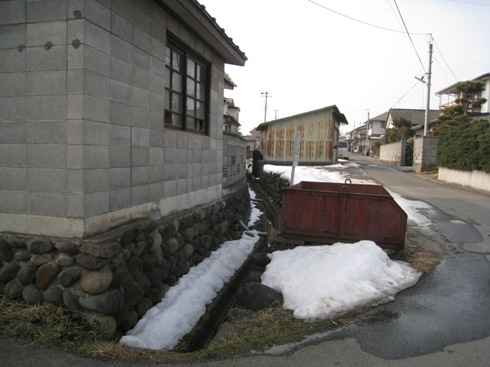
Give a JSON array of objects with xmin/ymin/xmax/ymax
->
[{"xmin": 0, "ymin": 0, "xmax": 247, "ymax": 238}]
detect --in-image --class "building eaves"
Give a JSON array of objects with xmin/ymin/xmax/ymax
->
[
  {"xmin": 224, "ymin": 73, "xmax": 237, "ymax": 89},
  {"xmin": 389, "ymin": 108, "xmax": 439, "ymax": 126},
  {"xmin": 224, "ymin": 114, "xmax": 240, "ymax": 127},
  {"xmin": 370, "ymin": 111, "xmax": 389, "ymax": 122},
  {"xmin": 435, "ymin": 72, "xmax": 490, "ymax": 96},
  {"xmin": 156, "ymin": 0, "xmax": 247, "ymax": 66},
  {"xmin": 256, "ymin": 105, "xmax": 348, "ymax": 130},
  {"xmin": 243, "ymin": 135, "xmax": 257, "ymax": 142}
]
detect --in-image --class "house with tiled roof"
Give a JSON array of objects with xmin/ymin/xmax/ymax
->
[{"xmin": 386, "ymin": 108, "xmax": 440, "ymax": 137}]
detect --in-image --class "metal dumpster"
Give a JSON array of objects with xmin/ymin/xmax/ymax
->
[{"xmin": 280, "ymin": 180, "xmax": 407, "ymax": 250}]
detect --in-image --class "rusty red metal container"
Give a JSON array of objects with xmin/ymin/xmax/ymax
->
[{"xmin": 280, "ymin": 180, "xmax": 407, "ymax": 250}]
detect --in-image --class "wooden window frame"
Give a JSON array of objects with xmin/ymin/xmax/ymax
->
[{"xmin": 164, "ymin": 37, "xmax": 210, "ymax": 134}]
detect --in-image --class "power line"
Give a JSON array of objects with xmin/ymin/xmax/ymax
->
[
  {"xmin": 386, "ymin": 0, "xmax": 404, "ymax": 31},
  {"xmin": 392, "ymin": 0, "xmax": 426, "ymax": 73},
  {"xmin": 307, "ymin": 0, "xmax": 426, "ymax": 35},
  {"xmin": 443, "ymin": 0, "xmax": 490, "ymax": 6},
  {"xmin": 436, "ymin": 53, "xmax": 490, "ymax": 67},
  {"xmin": 433, "ymin": 41, "xmax": 459, "ymax": 82},
  {"xmin": 391, "ymin": 80, "xmax": 421, "ymax": 107}
]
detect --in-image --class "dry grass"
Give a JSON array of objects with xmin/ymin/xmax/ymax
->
[
  {"xmin": 200, "ymin": 305, "xmax": 346, "ymax": 359},
  {"xmin": 0, "ymin": 247, "xmax": 439, "ymax": 363},
  {"xmin": 392, "ymin": 249, "xmax": 440, "ymax": 274},
  {"xmin": 0, "ymin": 296, "xmax": 105, "ymax": 349},
  {"xmin": 408, "ymin": 250, "xmax": 440, "ymax": 274},
  {"xmin": 0, "ymin": 295, "xmax": 345, "ymax": 363}
]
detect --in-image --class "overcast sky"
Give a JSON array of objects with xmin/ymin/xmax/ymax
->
[{"xmin": 198, "ymin": 0, "xmax": 490, "ymax": 134}]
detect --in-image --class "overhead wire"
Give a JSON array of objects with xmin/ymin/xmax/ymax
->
[
  {"xmin": 307, "ymin": 0, "xmax": 426, "ymax": 35},
  {"xmin": 306, "ymin": 0, "xmax": 467, "ymax": 114},
  {"xmin": 433, "ymin": 41, "xmax": 459, "ymax": 82},
  {"xmin": 392, "ymin": 0, "xmax": 426, "ymax": 73},
  {"xmin": 391, "ymin": 80, "xmax": 422, "ymax": 107},
  {"xmin": 443, "ymin": 0, "xmax": 490, "ymax": 5},
  {"xmin": 386, "ymin": 0, "xmax": 404, "ymax": 31}
]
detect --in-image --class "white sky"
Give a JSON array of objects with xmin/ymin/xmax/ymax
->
[
  {"xmin": 120, "ymin": 164, "xmax": 429, "ymax": 351},
  {"xmin": 198, "ymin": 0, "xmax": 490, "ymax": 134}
]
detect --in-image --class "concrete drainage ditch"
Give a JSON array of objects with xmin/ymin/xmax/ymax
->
[{"xmin": 174, "ymin": 232, "xmax": 290, "ymax": 352}]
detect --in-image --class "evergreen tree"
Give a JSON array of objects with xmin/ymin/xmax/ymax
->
[
  {"xmin": 382, "ymin": 117, "xmax": 414, "ymax": 144},
  {"xmin": 439, "ymin": 81, "xmax": 487, "ymax": 121},
  {"xmin": 435, "ymin": 80, "xmax": 487, "ymax": 135}
]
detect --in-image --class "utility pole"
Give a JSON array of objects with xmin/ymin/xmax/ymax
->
[
  {"xmin": 365, "ymin": 110, "xmax": 370, "ymax": 154},
  {"xmin": 424, "ymin": 35, "xmax": 433, "ymax": 137},
  {"xmin": 261, "ymin": 92, "xmax": 271, "ymax": 122}
]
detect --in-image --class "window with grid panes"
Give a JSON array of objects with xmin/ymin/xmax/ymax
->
[{"xmin": 165, "ymin": 40, "xmax": 208, "ymax": 133}]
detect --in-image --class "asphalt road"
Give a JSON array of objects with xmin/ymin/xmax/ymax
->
[
  {"xmin": 319, "ymin": 154, "xmax": 490, "ymax": 360},
  {"xmin": 2, "ymin": 155, "xmax": 490, "ymax": 366}
]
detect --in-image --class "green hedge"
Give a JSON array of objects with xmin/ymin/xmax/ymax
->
[{"xmin": 437, "ymin": 119, "xmax": 490, "ymax": 173}]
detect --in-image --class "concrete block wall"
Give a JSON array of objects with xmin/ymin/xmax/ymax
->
[
  {"xmin": 414, "ymin": 136, "xmax": 439, "ymax": 173},
  {"xmin": 0, "ymin": 0, "xmax": 228, "ymax": 238},
  {"xmin": 0, "ymin": 0, "xmax": 71, "ymax": 226},
  {"xmin": 379, "ymin": 139, "xmax": 407, "ymax": 166},
  {"xmin": 223, "ymin": 132, "xmax": 247, "ymax": 197}
]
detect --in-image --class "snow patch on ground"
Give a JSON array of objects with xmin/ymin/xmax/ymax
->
[{"xmin": 261, "ymin": 241, "xmax": 421, "ymax": 321}]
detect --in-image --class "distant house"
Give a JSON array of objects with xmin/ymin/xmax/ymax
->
[
  {"xmin": 0, "ymin": 0, "xmax": 247, "ymax": 238},
  {"xmin": 436, "ymin": 72, "xmax": 490, "ymax": 119},
  {"xmin": 255, "ymin": 105, "xmax": 348, "ymax": 164},
  {"xmin": 346, "ymin": 124, "xmax": 367, "ymax": 154},
  {"xmin": 386, "ymin": 108, "xmax": 440, "ymax": 137},
  {"xmin": 223, "ymin": 98, "xmax": 240, "ymax": 134},
  {"xmin": 223, "ymin": 74, "xmax": 240, "ymax": 135},
  {"xmin": 222, "ymin": 95, "xmax": 247, "ymax": 196},
  {"xmin": 243, "ymin": 131, "xmax": 261, "ymax": 159},
  {"xmin": 367, "ymin": 112, "xmax": 387, "ymax": 143},
  {"xmin": 350, "ymin": 111, "xmax": 388, "ymax": 154}
]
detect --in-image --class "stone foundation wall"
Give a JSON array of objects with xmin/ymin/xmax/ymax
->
[{"xmin": 0, "ymin": 187, "xmax": 250, "ymax": 338}]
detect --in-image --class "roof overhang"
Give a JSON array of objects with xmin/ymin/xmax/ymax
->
[
  {"xmin": 156, "ymin": 0, "xmax": 247, "ymax": 66},
  {"xmin": 436, "ymin": 72, "xmax": 490, "ymax": 96},
  {"xmin": 256, "ymin": 105, "xmax": 348, "ymax": 130}
]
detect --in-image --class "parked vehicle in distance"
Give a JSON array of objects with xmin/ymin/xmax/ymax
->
[{"xmin": 338, "ymin": 141, "xmax": 349, "ymax": 160}]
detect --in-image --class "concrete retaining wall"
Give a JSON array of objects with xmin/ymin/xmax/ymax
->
[{"xmin": 438, "ymin": 167, "xmax": 490, "ymax": 193}]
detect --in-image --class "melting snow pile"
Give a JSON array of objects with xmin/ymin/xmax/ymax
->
[{"xmin": 261, "ymin": 240, "xmax": 421, "ymax": 320}]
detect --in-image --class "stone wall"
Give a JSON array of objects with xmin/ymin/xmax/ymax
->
[{"xmin": 0, "ymin": 186, "xmax": 250, "ymax": 338}]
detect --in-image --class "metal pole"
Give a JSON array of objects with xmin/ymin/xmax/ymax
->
[
  {"xmin": 424, "ymin": 36, "xmax": 433, "ymax": 137},
  {"xmin": 365, "ymin": 111, "xmax": 370, "ymax": 154}
]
